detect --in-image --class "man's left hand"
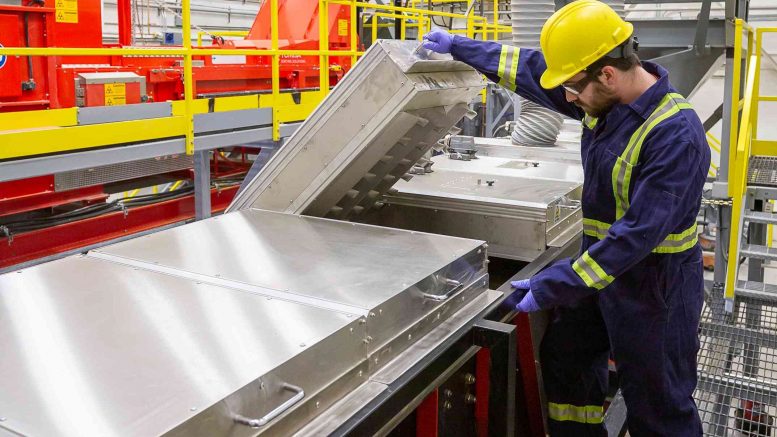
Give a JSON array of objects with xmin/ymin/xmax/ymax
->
[{"xmin": 508, "ymin": 278, "xmax": 541, "ymax": 313}]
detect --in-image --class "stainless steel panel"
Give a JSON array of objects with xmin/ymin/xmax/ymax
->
[
  {"xmin": 389, "ymin": 169, "xmax": 582, "ymax": 207},
  {"xmin": 294, "ymin": 289, "xmax": 501, "ymax": 437},
  {"xmin": 426, "ymin": 155, "xmax": 583, "ymax": 183},
  {"xmin": 94, "ymin": 208, "xmax": 486, "ymax": 312},
  {"xmin": 228, "ymin": 40, "xmax": 486, "ymax": 219},
  {"xmin": 471, "ymin": 136, "xmax": 582, "ymax": 164},
  {"xmin": 365, "ymin": 154, "xmax": 583, "ymax": 261},
  {"xmin": 0, "ymin": 256, "xmax": 365, "ymax": 436},
  {"xmin": 77, "ymin": 102, "xmax": 173, "ymax": 125},
  {"xmin": 54, "ymin": 154, "xmax": 193, "ymax": 191},
  {"xmin": 193, "ymin": 108, "xmax": 272, "ymax": 133}
]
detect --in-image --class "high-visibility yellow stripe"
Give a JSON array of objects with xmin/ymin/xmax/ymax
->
[
  {"xmin": 548, "ymin": 402, "xmax": 604, "ymax": 424},
  {"xmin": 497, "ymin": 46, "xmax": 508, "ymax": 85},
  {"xmin": 572, "ymin": 251, "xmax": 614, "ymax": 290},
  {"xmin": 583, "ymin": 115, "xmax": 598, "ymax": 129},
  {"xmin": 497, "ymin": 46, "xmax": 519, "ymax": 88},
  {"xmin": 582, "ymin": 218, "xmax": 610, "ymax": 239},
  {"xmin": 612, "ymin": 92, "xmax": 693, "ymax": 219},
  {"xmin": 583, "ymin": 218, "xmax": 698, "ymax": 254}
]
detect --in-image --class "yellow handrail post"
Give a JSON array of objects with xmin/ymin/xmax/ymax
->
[
  {"xmin": 319, "ymin": 0, "xmax": 330, "ymax": 99},
  {"xmin": 350, "ymin": 0, "xmax": 358, "ymax": 66},
  {"xmin": 372, "ymin": 14, "xmax": 378, "ymax": 43},
  {"xmin": 728, "ymin": 19, "xmax": 745, "ymax": 187},
  {"xmin": 725, "ymin": 52, "xmax": 759, "ymax": 306},
  {"xmin": 182, "ymin": 0, "xmax": 194, "ymax": 155},
  {"xmin": 271, "ymin": 0, "xmax": 281, "ymax": 141},
  {"xmin": 492, "ymin": 0, "xmax": 498, "ymax": 41}
]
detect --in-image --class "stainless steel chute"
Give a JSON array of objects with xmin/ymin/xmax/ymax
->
[{"xmin": 228, "ymin": 40, "xmax": 486, "ymax": 220}]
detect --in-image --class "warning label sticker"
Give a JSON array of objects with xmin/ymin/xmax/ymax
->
[
  {"xmin": 55, "ymin": 0, "xmax": 78, "ymax": 23},
  {"xmin": 338, "ymin": 19, "xmax": 348, "ymax": 36},
  {"xmin": 104, "ymin": 83, "xmax": 127, "ymax": 106}
]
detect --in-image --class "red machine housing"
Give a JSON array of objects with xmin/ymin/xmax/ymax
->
[
  {"xmin": 0, "ymin": 0, "xmax": 359, "ymax": 268},
  {"xmin": 0, "ymin": 0, "xmax": 354, "ymax": 110}
]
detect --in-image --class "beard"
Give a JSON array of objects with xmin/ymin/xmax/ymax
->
[{"xmin": 575, "ymin": 84, "xmax": 619, "ymax": 118}]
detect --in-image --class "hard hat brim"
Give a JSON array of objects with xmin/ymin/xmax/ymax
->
[{"xmin": 539, "ymin": 21, "xmax": 634, "ymax": 90}]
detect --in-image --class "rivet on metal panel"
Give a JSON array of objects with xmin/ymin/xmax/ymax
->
[
  {"xmin": 378, "ymin": 309, "xmax": 383, "ymax": 315},
  {"xmin": 190, "ymin": 407, "xmax": 197, "ymax": 412},
  {"xmin": 364, "ymin": 336, "xmax": 373, "ymax": 344},
  {"xmin": 299, "ymin": 343, "xmax": 306, "ymax": 348},
  {"xmin": 359, "ymin": 318, "xmax": 367, "ymax": 324},
  {"xmin": 369, "ymin": 312, "xmax": 376, "ymax": 318},
  {"xmin": 358, "ymin": 370, "xmax": 363, "ymax": 377},
  {"xmin": 374, "ymin": 357, "xmax": 379, "ymax": 364},
  {"xmin": 464, "ymin": 394, "xmax": 477, "ymax": 404},
  {"xmin": 444, "ymin": 389, "xmax": 453, "ymax": 398},
  {"xmin": 316, "ymin": 401, "xmax": 320, "ymax": 408},
  {"xmin": 408, "ymin": 334, "xmax": 412, "ymax": 340},
  {"xmin": 260, "ymin": 381, "xmax": 265, "ymax": 390},
  {"xmin": 444, "ymin": 401, "xmax": 452, "ymax": 410},
  {"xmin": 464, "ymin": 373, "xmax": 476, "ymax": 385},
  {"xmin": 437, "ymin": 312, "xmax": 441, "ymax": 319},
  {"xmin": 0, "ymin": 418, "xmax": 6, "ymax": 422},
  {"xmin": 350, "ymin": 327, "xmax": 354, "ymax": 334}
]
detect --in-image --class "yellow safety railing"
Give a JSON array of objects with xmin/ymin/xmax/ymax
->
[
  {"xmin": 724, "ymin": 22, "xmax": 777, "ymax": 307},
  {"xmin": 196, "ymin": 30, "xmax": 250, "ymax": 47},
  {"xmin": 366, "ymin": 12, "xmax": 432, "ymax": 43},
  {"xmin": 408, "ymin": 0, "xmax": 509, "ymax": 41},
  {"xmin": 0, "ymin": 0, "xmax": 509, "ymax": 162}
]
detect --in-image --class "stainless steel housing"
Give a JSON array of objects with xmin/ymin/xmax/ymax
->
[{"xmin": 364, "ymin": 154, "xmax": 584, "ymax": 261}]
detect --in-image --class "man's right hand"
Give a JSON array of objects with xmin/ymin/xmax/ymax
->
[{"xmin": 421, "ymin": 28, "xmax": 454, "ymax": 54}]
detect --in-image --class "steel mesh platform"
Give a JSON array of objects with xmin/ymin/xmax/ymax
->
[
  {"xmin": 696, "ymin": 297, "xmax": 777, "ymax": 436},
  {"xmin": 748, "ymin": 156, "xmax": 777, "ymax": 187}
]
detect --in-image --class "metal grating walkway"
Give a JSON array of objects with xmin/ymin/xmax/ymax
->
[
  {"xmin": 748, "ymin": 156, "xmax": 777, "ymax": 187},
  {"xmin": 696, "ymin": 292, "xmax": 777, "ymax": 436}
]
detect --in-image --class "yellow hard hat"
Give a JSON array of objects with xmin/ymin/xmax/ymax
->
[{"xmin": 539, "ymin": 0, "xmax": 634, "ymax": 89}]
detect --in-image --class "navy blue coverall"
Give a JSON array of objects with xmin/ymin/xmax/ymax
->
[{"xmin": 450, "ymin": 36, "xmax": 709, "ymax": 436}]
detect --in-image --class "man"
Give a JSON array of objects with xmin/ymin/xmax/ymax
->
[{"xmin": 422, "ymin": 1, "xmax": 709, "ymax": 435}]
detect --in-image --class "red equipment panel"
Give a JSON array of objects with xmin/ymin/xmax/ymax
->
[
  {"xmin": 0, "ymin": 14, "xmax": 23, "ymax": 98},
  {"xmin": 83, "ymin": 81, "xmax": 142, "ymax": 106}
]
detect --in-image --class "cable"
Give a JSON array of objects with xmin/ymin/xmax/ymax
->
[{"xmin": 0, "ymin": 177, "xmax": 241, "ymax": 236}]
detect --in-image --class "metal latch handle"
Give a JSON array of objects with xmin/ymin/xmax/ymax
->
[
  {"xmin": 233, "ymin": 383, "xmax": 305, "ymax": 428},
  {"xmin": 422, "ymin": 278, "xmax": 464, "ymax": 301}
]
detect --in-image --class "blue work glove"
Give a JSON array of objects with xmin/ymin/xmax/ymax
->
[
  {"xmin": 503, "ymin": 278, "xmax": 530, "ymax": 310},
  {"xmin": 506, "ymin": 279, "xmax": 541, "ymax": 313},
  {"xmin": 421, "ymin": 28, "xmax": 454, "ymax": 54},
  {"xmin": 516, "ymin": 291, "xmax": 540, "ymax": 313}
]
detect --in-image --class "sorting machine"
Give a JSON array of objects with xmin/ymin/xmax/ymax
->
[{"xmin": 0, "ymin": 41, "xmax": 585, "ymax": 436}]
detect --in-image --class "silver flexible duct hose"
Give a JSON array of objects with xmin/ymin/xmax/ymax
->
[
  {"xmin": 508, "ymin": 0, "xmax": 625, "ymax": 146},
  {"xmin": 510, "ymin": 0, "xmax": 562, "ymax": 146}
]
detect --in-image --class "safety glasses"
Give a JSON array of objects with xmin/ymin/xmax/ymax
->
[{"xmin": 561, "ymin": 69, "xmax": 603, "ymax": 96}]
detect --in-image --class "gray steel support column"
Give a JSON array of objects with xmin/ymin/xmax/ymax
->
[{"xmin": 194, "ymin": 150, "xmax": 211, "ymax": 220}]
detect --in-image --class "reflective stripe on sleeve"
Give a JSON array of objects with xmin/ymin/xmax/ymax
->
[
  {"xmin": 548, "ymin": 402, "xmax": 604, "ymax": 424},
  {"xmin": 572, "ymin": 251, "xmax": 615, "ymax": 290},
  {"xmin": 497, "ymin": 45, "xmax": 519, "ymax": 88}
]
